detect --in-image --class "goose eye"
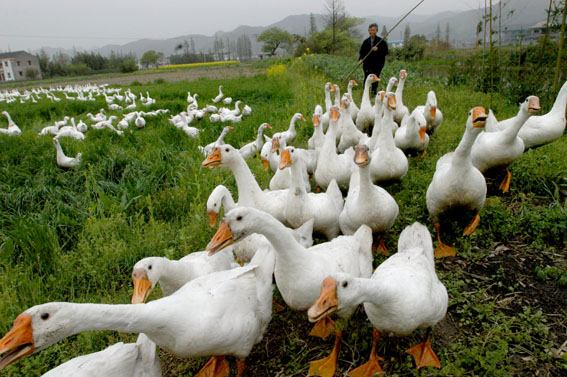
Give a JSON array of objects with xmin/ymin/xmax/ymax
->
[
  {"xmin": 214, "ymin": 203, "xmax": 217, "ymax": 207},
  {"xmin": 342, "ymin": 281, "xmax": 348, "ymax": 288},
  {"xmin": 41, "ymin": 313, "xmax": 49, "ymax": 320},
  {"xmin": 148, "ymin": 265, "xmax": 152, "ymax": 270},
  {"xmin": 236, "ymin": 216, "xmax": 242, "ymax": 221},
  {"xmin": 225, "ymin": 148, "xmax": 229, "ymax": 152}
]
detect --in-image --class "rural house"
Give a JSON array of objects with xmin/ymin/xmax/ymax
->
[{"xmin": 0, "ymin": 51, "xmax": 42, "ymax": 82}]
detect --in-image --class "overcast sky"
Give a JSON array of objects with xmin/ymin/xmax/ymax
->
[{"xmin": 1, "ymin": 0, "xmax": 480, "ymax": 52}]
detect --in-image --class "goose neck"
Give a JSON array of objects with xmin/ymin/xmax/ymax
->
[
  {"xmin": 453, "ymin": 127, "xmax": 480, "ymax": 164},
  {"xmin": 226, "ymin": 156, "xmax": 263, "ymax": 205},
  {"xmin": 551, "ymin": 80, "xmax": 567, "ymax": 114}
]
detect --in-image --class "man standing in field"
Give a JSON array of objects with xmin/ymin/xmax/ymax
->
[{"xmin": 359, "ymin": 23, "xmax": 388, "ymax": 95}]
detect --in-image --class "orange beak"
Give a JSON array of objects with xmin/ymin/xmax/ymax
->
[
  {"xmin": 400, "ymin": 70, "xmax": 406, "ymax": 79},
  {"xmin": 279, "ymin": 149, "xmax": 292, "ymax": 170},
  {"xmin": 340, "ymin": 100, "xmax": 347, "ymax": 110},
  {"xmin": 261, "ymin": 158, "xmax": 270, "ymax": 171},
  {"xmin": 208, "ymin": 210, "xmax": 218, "ymax": 228},
  {"xmin": 202, "ymin": 148, "xmax": 222, "ymax": 169},
  {"xmin": 472, "ymin": 106, "xmax": 488, "ymax": 128},
  {"xmin": 430, "ymin": 106, "xmax": 436, "ymax": 119},
  {"xmin": 266, "ymin": 123, "xmax": 272, "ymax": 129},
  {"xmin": 351, "ymin": 80, "xmax": 358, "ymax": 86},
  {"xmin": 527, "ymin": 96, "xmax": 541, "ymax": 114},
  {"xmin": 0, "ymin": 314, "xmax": 35, "ymax": 371},
  {"xmin": 330, "ymin": 107, "xmax": 339, "ymax": 121},
  {"xmin": 313, "ymin": 115, "xmax": 320, "ymax": 127},
  {"xmin": 330, "ymin": 85, "xmax": 337, "ymax": 92},
  {"xmin": 380, "ymin": 92, "xmax": 386, "ymax": 101},
  {"xmin": 131, "ymin": 269, "xmax": 153, "ymax": 304},
  {"xmin": 419, "ymin": 127, "xmax": 427, "ymax": 144},
  {"xmin": 307, "ymin": 278, "xmax": 338, "ymax": 323},
  {"xmin": 301, "ymin": 115, "xmax": 306, "ymax": 121},
  {"xmin": 372, "ymin": 75, "xmax": 380, "ymax": 82},
  {"xmin": 271, "ymin": 137, "xmax": 279, "ymax": 153},
  {"xmin": 227, "ymin": 126, "xmax": 234, "ymax": 131},
  {"xmin": 354, "ymin": 145, "xmax": 369, "ymax": 166},
  {"xmin": 387, "ymin": 94, "xmax": 397, "ymax": 110},
  {"xmin": 206, "ymin": 221, "xmax": 234, "ymax": 255}
]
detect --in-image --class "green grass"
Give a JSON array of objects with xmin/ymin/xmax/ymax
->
[{"xmin": 0, "ymin": 55, "xmax": 566, "ymax": 376}]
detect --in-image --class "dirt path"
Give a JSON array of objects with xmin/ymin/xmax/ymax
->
[{"xmin": 5, "ymin": 65, "xmax": 263, "ymax": 89}]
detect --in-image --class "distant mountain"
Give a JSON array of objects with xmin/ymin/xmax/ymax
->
[{"xmin": 34, "ymin": 0, "xmax": 548, "ymax": 58}]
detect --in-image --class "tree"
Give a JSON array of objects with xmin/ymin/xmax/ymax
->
[
  {"xmin": 140, "ymin": 50, "xmax": 162, "ymax": 68},
  {"xmin": 435, "ymin": 24, "xmax": 441, "ymax": 42},
  {"xmin": 404, "ymin": 24, "xmax": 411, "ymax": 43},
  {"xmin": 257, "ymin": 27, "xmax": 292, "ymax": 56},
  {"xmin": 381, "ymin": 25, "xmax": 388, "ymax": 38},
  {"xmin": 310, "ymin": 13, "xmax": 318, "ymax": 35},
  {"xmin": 190, "ymin": 37, "xmax": 196, "ymax": 54},
  {"xmin": 237, "ymin": 34, "xmax": 253, "ymax": 61},
  {"xmin": 445, "ymin": 23, "xmax": 450, "ymax": 45},
  {"xmin": 323, "ymin": 0, "xmax": 347, "ymax": 53}
]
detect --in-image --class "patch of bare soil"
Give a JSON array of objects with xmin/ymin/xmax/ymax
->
[{"xmin": 9, "ymin": 66, "xmax": 262, "ymax": 90}]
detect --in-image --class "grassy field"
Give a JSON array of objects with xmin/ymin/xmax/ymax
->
[{"xmin": 0, "ymin": 55, "xmax": 565, "ymax": 376}]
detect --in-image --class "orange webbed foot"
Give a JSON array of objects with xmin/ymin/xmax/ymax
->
[
  {"xmin": 194, "ymin": 356, "xmax": 230, "ymax": 377},
  {"xmin": 463, "ymin": 213, "xmax": 480, "ymax": 236},
  {"xmin": 406, "ymin": 340, "xmax": 441, "ymax": 369},
  {"xmin": 499, "ymin": 169, "xmax": 512, "ymax": 193},
  {"xmin": 348, "ymin": 356, "xmax": 384, "ymax": 377}
]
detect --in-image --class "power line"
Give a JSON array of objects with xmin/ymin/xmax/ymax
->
[{"xmin": 0, "ymin": 33, "xmax": 146, "ymax": 41}]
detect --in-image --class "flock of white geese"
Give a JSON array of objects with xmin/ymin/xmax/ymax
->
[{"xmin": 0, "ymin": 73, "xmax": 566, "ymax": 377}]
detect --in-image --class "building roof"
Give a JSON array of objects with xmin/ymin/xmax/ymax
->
[{"xmin": 0, "ymin": 51, "xmax": 35, "ymax": 59}]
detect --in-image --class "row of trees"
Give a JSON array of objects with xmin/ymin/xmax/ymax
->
[{"xmin": 36, "ymin": 50, "xmax": 138, "ymax": 78}]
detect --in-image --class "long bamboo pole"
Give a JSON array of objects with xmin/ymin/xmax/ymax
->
[
  {"xmin": 553, "ymin": 1, "xmax": 567, "ymax": 93},
  {"xmin": 340, "ymin": 0, "xmax": 425, "ymax": 86}
]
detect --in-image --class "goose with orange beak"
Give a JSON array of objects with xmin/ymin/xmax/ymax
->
[
  {"xmin": 202, "ymin": 144, "xmax": 289, "ymax": 223},
  {"xmin": 239, "ymin": 122, "xmax": 271, "ymax": 160},
  {"xmin": 369, "ymin": 92, "xmax": 409, "ymax": 185},
  {"xmin": 307, "ymin": 222, "xmax": 448, "ymax": 376},
  {"xmin": 281, "ymin": 112, "xmax": 305, "ymax": 144},
  {"xmin": 426, "ymin": 106, "xmax": 488, "ymax": 258},
  {"xmin": 338, "ymin": 94, "xmax": 365, "ymax": 153},
  {"xmin": 472, "ymin": 95, "xmax": 540, "ymax": 193},
  {"xmin": 320, "ymin": 82, "xmax": 337, "ymax": 132},
  {"xmin": 308, "ymin": 108, "xmax": 325, "ymax": 153},
  {"xmin": 347, "ymin": 79, "xmax": 360, "ymax": 122},
  {"xmin": 394, "ymin": 108, "xmax": 430, "ymax": 157},
  {"xmin": 268, "ymin": 133, "xmax": 312, "ymax": 192},
  {"xmin": 339, "ymin": 144, "xmax": 399, "ymax": 254},
  {"xmin": 416, "ymin": 90, "xmax": 444, "ymax": 134},
  {"xmin": 314, "ymin": 106, "xmax": 356, "ymax": 190},
  {"xmin": 355, "ymin": 74, "xmax": 380, "ymax": 132},
  {"xmin": 0, "ymin": 248, "xmax": 275, "ymax": 377},
  {"xmin": 393, "ymin": 69, "xmax": 410, "ymax": 125},
  {"xmin": 206, "ymin": 206, "xmax": 372, "ymax": 377}
]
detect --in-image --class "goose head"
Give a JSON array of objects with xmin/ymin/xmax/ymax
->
[
  {"xmin": 307, "ymin": 273, "xmax": 361, "ymax": 323},
  {"xmin": 348, "ymin": 79, "xmax": 358, "ymax": 89},
  {"xmin": 384, "ymin": 92, "xmax": 397, "ymax": 111},
  {"xmin": 259, "ymin": 122, "xmax": 271, "ymax": 132},
  {"xmin": 292, "ymin": 112, "xmax": 305, "ymax": 122},
  {"xmin": 353, "ymin": 144, "xmax": 370, "ymax": 166},
  {"xmin": 270, "ymin": 133, "xmax": 285, "ymax": 153},
  {"xmin": 0, "ymin": 303, "xmax": 78, "ymax": 369},
  {"xmin": 312, "ymin": 113, "xmax": 321, "ymax": 127},
  {"xmin": 206, "ymin": 207, "xmax": 259, "ymax": 255},
  {"xmin": 521, "ymin": 95, "xmax": 541, "ymax": 115},
  {"xmin": 426, "ymin": 91, "xmax": 438, "ymax": 119},
  {"xmin": 468, "ymin": 106, "xmax": 488, "ymax": 130},
  {"xmin": 366, "ymin": 74, "xmax": 380, "ymax": 86},
  {"xmin": 201, "ymin": 144, "xmax": 239, "ymax": 169},
  {"xmin": 324, "ymin": 82, "xmax": 336, "ymax": 94},
  {"xmin": 399, "ymin": 69, "xmax": 407, "ymax": 80},
  {"xmin": 340, "ymin": 94, "xmax": 351, "ymax": 110},
  {"xmin": 386, "ymin": 77, "xmax": 398, "ymax": 92},
  {"xmin": 411, "ymin": 109, "xmax": 427, "ymax": 143},
  {"xmin": 206, "ymin": 185, "xmax": 231, "ymax": 227},
  {"xmin": 131, "ymin": 257, "xmax": 162, "ymax": 304},
  {"xmin": 278, "ymin": 146, "xmax": 300, "ymax": 170}
]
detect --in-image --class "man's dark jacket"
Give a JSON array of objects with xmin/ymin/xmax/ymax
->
[{"xmin": 359, "ymin": 36, "xmax": 388, "ymax": 75}]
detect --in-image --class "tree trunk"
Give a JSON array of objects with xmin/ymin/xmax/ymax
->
[{"xmin": 553, "ymin": 1, "xmax": 567, "ymax": 93}]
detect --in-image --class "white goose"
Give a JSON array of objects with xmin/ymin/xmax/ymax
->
[
  {"xmin": 268, "ymin": 133, "xmax": 311, "ymax": 192},
  {"xmin": 219, "ymin": 100, "xmax": 242, "ymax": 117},
  {"xmin": 355, "ymin": 74, "xmax": 380, "ymax": 132},
  {"xmin": 393, "ymin": 69, "xmax": 410, "ymax": 125},
  {"xmin": 308, "ymin": 106, "xmax": 325, "ymax": 151},
  {"xmin": 0, "ymin": 111, "xmax": 21, "ymax": 136},
  {"xmin": 76, "ymin": 120, "xmax": 88, "ymax": 133},
  {"xmin": 212, "ymin": 85, "xmax": 224, "ymax": 103},
  {"xmin": 55, "ymin": 118, "xmax": 85, "ymax": 141},
  {"xmin": 135, "ymin": 113, "xmax": 146, "ymax": 129},
  {"xmin": 472, "ymin": 95, "xmax": 540, "ymax": 192},
  {"xmin": 394, "ymin": 108, "xmax": 429, "ymax": 156},
  {"xmin": 279, "ymin": 147, "xmax": 343, "ymax": 240},
  {"xmin": 307, "ymin": 222, "xmax": 448, "ymax": 376},
  {"xmin": 260, "ymin": 136, "xmax": 279, "ymax": 172},
  {"xmin": 346, "ymin": 79, "xmax": 360, "ymax": 122},
  {"xmin": 280, "ymin": 112, "xmax": 304, "ymax": 145},
  {"xmin": 338, "ymin": 94, "xmax": 365, "ymax": 153},
  {"xmin": 369, "ymin": 93, "xmax": 408, "ymax": 184},
  {"xmin": 206, "ymin": 184, "xmax": 314, "ymax": 264},
  {"xmin": 222, "ymin": 97, "xmax": 233, "ymax": 105},
  {"xmin": 314, "ymin": 107, "xmax": 355, "ymax": 190},
  {"xmin": 497, "ymin": 80, "xmax": 566, "ymax": 149},
  {"xmin": 364, "ymin": 91, "xmax": 385, "ymax": 152},
  {"xmin": 426, "ymin": 106, "xmax": 488, "ymax": 258},
  {"xmin": 40, "ymin": 334, "xmax": 160, "ymax": 377},
  {"xmin": 0, "ymin": 248, "xmax": 275, "ymax": 377},
  {"xmin": 131, "ymin": 247, "xmax": 236, "ymax": 303},
  {"xmin": 207, "ymin": 207, "xmax": 372, "ymax": 377},
  {"xmin": 202, "ymin": 144, "xmax": 288, "ymax": 223},
  {"xmin": 52, "ymin": 138, "xmax": 82, "ymax": 168},
  {"xmin": 340, "ymin": 145, "xmax": 398, "ymax": 253},
  {"xmin": 320, "ymin": 82, "xmax": 336, "ymax": 132},
  {"xmin": 415, "ymin": 91, "xmax": 443, "ymax": 134},
  {"xmin": 239, "ymin": 123, "xmax": 271, "ymax": 160},
  {"xmin": 199, "ymin": 126, "xmax": 233, "ymax": 157}
]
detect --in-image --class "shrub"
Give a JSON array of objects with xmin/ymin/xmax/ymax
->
[{"xmin": 119, "ymin": 58, "xmax": 138, "ymax": 73}]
